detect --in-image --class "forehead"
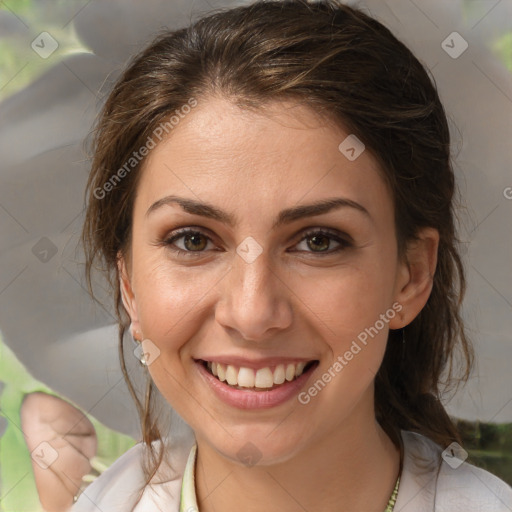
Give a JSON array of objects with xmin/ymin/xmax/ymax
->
[{"xmin": 134, "ymin": 96, "xmax": 391, "ymax": 223}]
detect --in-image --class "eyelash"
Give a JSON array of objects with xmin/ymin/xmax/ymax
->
[{"xmin": 162, "ymin": 227, "xmax": 352, "ymax": 258}]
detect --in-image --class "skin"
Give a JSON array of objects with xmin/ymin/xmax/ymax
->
[
  {"xmin": 20, "ymin": 392, "xmax": 97, "ymax": 511},
  {"xmin": 119, "ymin": 95, "xmax": 439, "ymax": 512}
]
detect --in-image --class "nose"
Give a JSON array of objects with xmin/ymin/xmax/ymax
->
[{"xmin": 214, "ymin": 247, "xmax": 293, "ymax": 342}]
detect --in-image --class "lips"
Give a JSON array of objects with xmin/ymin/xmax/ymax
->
[{"xmin": 194, "ymin": 358, "xmax": 320, "ymax": 409}]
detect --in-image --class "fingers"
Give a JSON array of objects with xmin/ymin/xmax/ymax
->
[{"xmin": 20, "ymin": 392, "xmax": 98, "ymax": 511}]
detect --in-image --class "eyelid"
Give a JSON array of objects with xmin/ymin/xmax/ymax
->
[
  {"xmin": 162, "ymin": 225, "xmax": 353, "ymax": 257},
  {"xmin": 297, "ymin": 227, "xmax": 354, "ymax": 245},
  {"xmin": 163, "ymin": 227, "xmax": 217, "ymax": 254},
  {"xmin": 163, "ymin": 225, "xmax": 352, "ymax": 243},
  {"xmin": 291, "ymin": 228, "xmax": 353, "ymax": 255}
]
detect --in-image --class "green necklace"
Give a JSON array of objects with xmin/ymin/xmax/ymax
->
[
  {"xmin": 384, "ymin": 476, "xmax": 400, "ymax": 512},
  {"xmin": 180, "ymin": 443, "xmax": 401, "ymax": 512}
]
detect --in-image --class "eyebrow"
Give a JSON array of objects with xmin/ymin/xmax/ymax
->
[{"xmin": 145, "ymin": 195, "xmax": 371, "ymax": 229}]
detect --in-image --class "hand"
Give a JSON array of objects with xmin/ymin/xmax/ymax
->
[{"xmin": 20, "ymin": 392, "xmax": 97, "ymax": 512}]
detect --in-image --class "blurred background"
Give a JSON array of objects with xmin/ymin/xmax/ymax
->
[{"xmin": 0, "ymin": 0, "xmax": 511, "ymax": 510}]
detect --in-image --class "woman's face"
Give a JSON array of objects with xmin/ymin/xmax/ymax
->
[{"xmin": 119, "ymin": 96, "xmax": 423, "ymax": 464}]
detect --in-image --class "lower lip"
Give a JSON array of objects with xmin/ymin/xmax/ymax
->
[{"xmin": 195, "ymin": 360, "xmax": 318, "ymax": 410}]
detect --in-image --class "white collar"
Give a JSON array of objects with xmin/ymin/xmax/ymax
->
[{"xmin": 73, "ymin": 428, "xmax": 512, "ymax": 512}]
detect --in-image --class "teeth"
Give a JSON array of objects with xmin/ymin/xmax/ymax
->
[
  {"xmin": 295, "ymin": 362, "xmax": 306, "ymax": 377},
  {"xmin": 217, "ymin": 363, "xmax": 226, "ymax": 382},
  {"xmin": 273, "ymin": 364, "xmax": 285, "ymax": 385},
  {"xmin": 206, "ymin": 360, "xmax": 313, "ymax": 389},
  {"xmin": 255, "ymin": 367, "xmax": 274, "ymax": 388},
  {"xmin": 285, "ymin": 364, "xmax": 295, "ymax": 381},
  {"xmin": 226, "ymin": 365, "xmax": 238, "ymax": 386},
  {"xmin": 237, "ymin": 367, "xmax": 255, "ymax": 388}
]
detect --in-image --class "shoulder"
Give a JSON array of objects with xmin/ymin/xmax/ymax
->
[
  {"xmin": 72, "ymin": 442, "xmax": 149, "ymax": 511},
  {"xmin": 395, "ymin": 430, "xmax": 512, "ymax": 512},
  {"xmin": 72, "ymin": 432, "xmax": 195, "ymax": 512},
  {"xmin": 436, "ymin": 446, "xmax": 512, "ymax": 512}
]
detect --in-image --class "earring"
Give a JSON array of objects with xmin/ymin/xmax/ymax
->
[
  {"xmin": 131, "ymin": 330, "xmax": 149, "ymax": 366},
  {"xmin": 131, "ymin": 326, "xmax": 142, "ymax": 343}
]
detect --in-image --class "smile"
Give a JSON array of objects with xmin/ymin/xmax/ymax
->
[{"xmin": 201, "ymin": 360, "xmax": 317, "ymax": 390}]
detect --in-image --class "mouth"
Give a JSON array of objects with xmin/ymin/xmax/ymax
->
[{"xmin": 197, "ymin": 359, "xmax": 319, "ymax": 391}]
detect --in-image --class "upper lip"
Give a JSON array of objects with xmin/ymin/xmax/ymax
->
[{"xmin": 195, "ymin": 356, "xmax": 318, "ymax": 370}]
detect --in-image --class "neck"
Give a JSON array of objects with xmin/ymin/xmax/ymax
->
[{"xmin": 194, "ymin": 397, "xmax": 401, "ymax": 512}]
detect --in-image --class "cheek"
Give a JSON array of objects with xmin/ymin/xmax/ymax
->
[
  {"xmin": 302, "ymin": 258, "xmax": 396, "ymax": 337},
  {"xmin": 133, "ymin": 242, "xmax": 396, "ymax": 343},
  {"xmin": 130, "ymin": 259, "xmax": 214, "ymax": 411},
  {"xmin": 296, "ymin": 255, "xmax": 397, "ymax": 390},
  {"xmin": 131, "ymin": 251, "xmax": 227, "ymax": 352}
]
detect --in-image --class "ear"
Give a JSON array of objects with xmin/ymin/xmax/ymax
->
[
  {"xmin": 117, "ymin": 251, "xmax": 141, "ymax": 338},
  {"xmin": 388, "ymin": 227, "xmax": 439, "ymax": 329}
]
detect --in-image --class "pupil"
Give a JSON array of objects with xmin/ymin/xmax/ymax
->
[
  {"xmin": 309, "ymin": 235, "xmax": 329, "ymax": 252},
  {"xmin": 185, "ymin": 233, "xmax": 206, "ymax": 251}
]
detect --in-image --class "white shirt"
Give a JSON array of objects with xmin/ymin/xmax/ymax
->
[{"xmin": 72, "ymin": 429, "xmax": 512, "ymax": 511}]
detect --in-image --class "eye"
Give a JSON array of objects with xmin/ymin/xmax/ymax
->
[
  {"xmin": 292, "ymin": 228, "xmax": 352, "ymax": 255},
  {"xmin": 162, "ymin": 227, "xmax": 352, "ymax": 258},
  {"xmin": 163, "ymin": 228, "xmax": 215, "ymax": 257}
]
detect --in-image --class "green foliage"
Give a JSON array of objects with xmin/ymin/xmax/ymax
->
[
  {"xmin": 0, "ymin": 0, "xmax": 91, "ymax": 102},
  {"xmin": 1, "ymin": 0, "xmax": 33, "ymax": 16},
  {"xmin": 455, "ymin": 418, "xmax": 512, "ymax": 486},
  {"xmin": 493, "ymin": 32, "xmax": 512, "ymax": 72}
]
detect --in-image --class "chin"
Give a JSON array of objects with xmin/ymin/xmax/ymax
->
[{"xmin": 205, "ymin": 427, "xmax": 308, "ymax": 467}]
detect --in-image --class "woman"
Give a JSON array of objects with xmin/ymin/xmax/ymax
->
[{"xmin": 74, "ymin": 0, "xmax": 512, "ymax": 510}]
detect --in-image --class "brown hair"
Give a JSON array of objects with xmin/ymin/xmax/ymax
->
[{"xmin": 82, "ymin": 0, "xmax": 473, "ymax": 490}]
